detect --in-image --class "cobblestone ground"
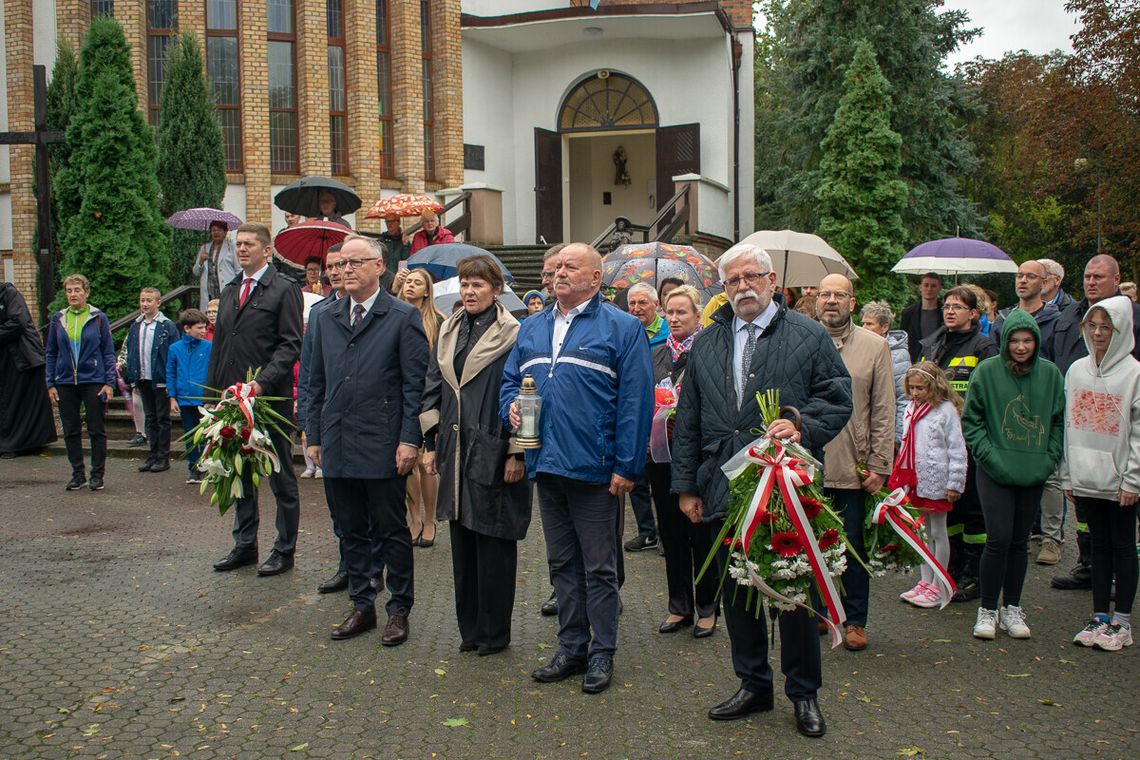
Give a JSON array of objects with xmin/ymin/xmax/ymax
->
[{"xmin": 1, "ymin": 453, "xmax": 1137, "ymax": 759}]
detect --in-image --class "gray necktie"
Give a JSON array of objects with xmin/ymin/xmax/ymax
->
[
  {"xmin": 739, "ymin": 323, "xmax": 757, "ymax": 405},
  {"xmin": 352, "ymin": 304, "xmax": 364, "ymax": 330}
]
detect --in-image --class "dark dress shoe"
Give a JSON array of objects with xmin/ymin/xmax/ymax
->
[
  {"xmin": 540, "ymin": 591, "xmax": 559, "ymax": 617},
  {"xmin": 794, "ymin": 698, "xmax": 826, "ymax": 737},
  {"xmin": 331, "ymin": 609, "xmax": 377, "ymax": 640},
  {"xmin": 257, "ymin": 550, "xmax": 294, "ymax": 576},
  {"xmin": 531, "ymin": 651, "xmax": 587, "ymax": 683},
  {"xmin": 658, "ymin": 615, "xmax": 693, "ymax": 633},
  {"xmin": 693, "ymin": 618, "xmax": 717, "ymax": 639},
  {"xmin": 1052, "ymin": 562, "xmax": 1093, "ymax": 590},
  {"xmin": 381, "ymin": 613, "xmax": 410, "ymax": 646},
  {"xmin": 138, "ymin": 459, "xmax": 154, "ymax": 472},
  {"xmin": 149, "ymin": 460, "xmax": 170, "ymax": 473},
  {"xmin": 318, "ymin": 570, "xmax": 349, "ymax": 594},
  {"xmin": 708, "ymin": 688, "xmax": 774, "ymax": 721},
  {"xmin": 459, "ymin": 642, "xmax": 479, "ymax": 653},
  {"xmin": 477, "ymin": 644, "xmax": 508, "ymax": 657},
  {"xmin": 581, "ymin": 655, "xmax": 614, "ymax": 694},
  {"xmin": 213, "ymin": 546, "xmax": 258, "ymax": 572}
]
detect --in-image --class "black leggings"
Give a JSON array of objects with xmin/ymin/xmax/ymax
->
[
  {"xmin": 1079, "ymin": 496, "xmax": 1139, "ymax": 616},
  {"xmin": 976, "ymin": 467, "xmax": 1043, "ymax": 610}
]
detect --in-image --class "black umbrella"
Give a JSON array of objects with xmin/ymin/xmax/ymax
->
[{"xmin": 273, "ymin": 176, "xmax": 361, "ymax": 217}]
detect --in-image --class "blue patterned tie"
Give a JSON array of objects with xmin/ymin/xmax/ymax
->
[
  {"xmin": 740, "ymin": 323, "xmax": 757, "ymax": 406},
  {"xmin": 352, "ymin": 304, "xmax": 364, "ymax": 331}
]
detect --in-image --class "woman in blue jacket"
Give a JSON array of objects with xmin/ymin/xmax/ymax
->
[{"xmin": 45, "ymin": 274, "xmax": 118, "ymax": 491}]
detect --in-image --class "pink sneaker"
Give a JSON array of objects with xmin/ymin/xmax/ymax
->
[
  {"xmin": 900, "ymin": 582, "xmax": 929, "ymax": 602},
  {"xmin": 911, "ymin": 584, "xmax": 943, "ymax": 608}
]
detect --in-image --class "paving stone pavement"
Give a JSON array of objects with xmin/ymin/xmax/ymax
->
[{"xmin": 1, "ymin": 453, "xmax": 1137, "ymax": 759}]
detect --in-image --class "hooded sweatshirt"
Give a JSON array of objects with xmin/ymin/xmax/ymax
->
[
  {"xmin": 960, "ymin": 308, "xmax": 1065, "ymax": 486},
  {"xmin": 1060, "ymin": 296, "xmax": 1140, "ymax": 499}
]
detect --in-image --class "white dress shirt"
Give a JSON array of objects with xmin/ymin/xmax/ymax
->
[
  {"xmin": 732, "ymin": 299, "xmax": 779, "ymax": 400},
  {"xmin": 551, "ymin": 300, "xmax": 587, "ymax": 363},
  {"xmin": 350, "ymin": 287, "xmax": 382, "ymax": 321},
  {"xmin": 139, "ymin": 317, "xmax": 156, "ymax": 380}
]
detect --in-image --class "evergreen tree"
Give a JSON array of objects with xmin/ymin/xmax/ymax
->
[
  {"xmin": 755, "ymin": 0, "xmax": 981, "ymax": 243},
  {"xmin": 815, "ymin": 41, "xmax": 909, "ymax": 307},
  {"xmin": 38, "ymin": 41, "xmax": 81, "ymax": 292},
  {"xmin": 53, "ymin": 17, "xmax": 170, "ymax": 317},
  {"xmin": 157, "ymin": 32, "xmax": 227, "ymax": 288}
]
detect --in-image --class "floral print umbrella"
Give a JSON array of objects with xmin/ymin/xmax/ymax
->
[
  {"xmin": 601, "ymin": 242, "xmax": 722, "ymax": 300},
  {"xmin": 364, "ymin": 193, "xmax": 444, "ymax": 220}
]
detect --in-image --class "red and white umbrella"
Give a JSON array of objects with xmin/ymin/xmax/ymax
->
[
  {"xmin": 273, "ymin": 220, "xmax": 352, "ymax": 268},
  {"xmin": 364, "ymin": 194, "xmax": 443, "ymax": 220}
]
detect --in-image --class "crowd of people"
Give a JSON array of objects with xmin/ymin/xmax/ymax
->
[{"xmin": 4, "ymin": 227, "xmax": 1139, "ymax": 740}]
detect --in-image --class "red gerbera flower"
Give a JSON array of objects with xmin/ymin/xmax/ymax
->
[
  {"xmin": 757, "ymin": 508, "xmax": 779, "ymax": 525},
  {"xmin": 722, "ymin": 536, "xmax": 744, "ymax": 550},
  {"xmin": 800, "ymin": 497, "xmax": 824, "ymax": 520},
  {"xmin": 818, "ymin": 528, "xmax": 840, "ymax": 550},
  {"xmin": 771, "ymin": 531, "xmax": 802, "ymax": 558}
]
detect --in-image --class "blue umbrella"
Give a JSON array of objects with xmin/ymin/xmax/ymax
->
[{"xmin": 406, "ymin": 243, "xmax": 513, "ymax": 282}]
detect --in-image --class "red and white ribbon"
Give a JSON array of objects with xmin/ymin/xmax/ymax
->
[
  {"xmin": 736, "ymin": 442, "xmax": 848, "ymax": 648},
  {"xmin": 872, "ymin": 488, "xmax": 957, "ymax": 607},
  {"xmin": 217, "ymin": 381, "xmax": 256, "ymax": 428}
]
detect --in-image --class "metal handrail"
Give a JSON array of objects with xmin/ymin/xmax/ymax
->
[
  {"xmin": 402, "ymin": 191, "xmax": 472, "ymax": 240},
  {"xmin": 590, "ymin": 184, "xmax": 691, "ymax": 254},
  {"xmin": 108, "ymin": 284, "xmax": 197, "ymax": 333}
]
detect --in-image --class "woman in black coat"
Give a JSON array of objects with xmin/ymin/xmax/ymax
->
[
  {"xmin": 421, "ymin": 255, "xmax": 529, "ymax": 655},
  {"xmin": 0, "ymin": 282, "xmax": 57, "ymax": 457},
  {"xmin": 648, "ymin": 285, "xmax": 720, "ymax": 637}
]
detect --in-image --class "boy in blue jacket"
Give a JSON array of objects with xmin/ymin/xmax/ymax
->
[{"xmin": 166, "ymin": 309, "xmax": 213, "ymax": 483}]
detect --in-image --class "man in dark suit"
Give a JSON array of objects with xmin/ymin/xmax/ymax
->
[
  {"xmin": 305, "ymin": 234, "xmax": 428, "ymax": 646},
  {"xmin": 900, "ymin": 272, "xmax": 943, "ymax": 361},
  {"xmin": 207, "ymin": 222, "xmax": 304, "ymax": 576},
  {"xmin": 672, "ymin": 242, "xmax": 852, "ymax": 738}
]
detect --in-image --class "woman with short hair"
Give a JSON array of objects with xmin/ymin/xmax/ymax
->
[
  {"xmin": 409, "ymin": 211, "xmax": 455, "ymax": 254},
  {"xmin": 421, "ymin": 255, "xmax": 530, "ymax": 655}
]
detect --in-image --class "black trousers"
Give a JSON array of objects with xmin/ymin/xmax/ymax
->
[
  {"xmin": 450, "ymin": 521, "xmax": 518, "ymax": 651},
  {"xmin": 231, "ymin": 420, "xmax": 300, "ymax": 555},
  {"xmin": 326, "ymin": 476, "xmax": 413, "ymax": 616},
  {"xmin": 976, "ymin": 467, "xmax": 1042, "ymax": 610},
  {"xmin": 1080, "ymin": 496, "xmax": 1138, "ymax": 616},
  {"xmin": 137, "ymin": 380, "xmax": 171, "ymax": 462},
  {"xmin": 715, "ymin": 518, "xmax": 822, "ymax": 702},
  {"xmin": 647, "ymin": 461, "xmax": 718, "ymax": 619},
  {"xmin": 56, "ymin": 383, "xmax": 107, "ymax": 479}
]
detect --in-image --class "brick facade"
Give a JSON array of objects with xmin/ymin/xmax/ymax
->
[{"xmin": 2, "ymin": 0, "xmax": 462, "ymax": 313}]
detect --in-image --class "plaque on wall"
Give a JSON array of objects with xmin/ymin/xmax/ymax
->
[{"xmin": 464, "ymin": 144, "xmax": 485, "ymax": 171}]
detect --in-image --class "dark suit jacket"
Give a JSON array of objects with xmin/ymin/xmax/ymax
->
[
  {"xmin": 305, "ymin": 289, "xmax": 428, "ymax": 479},
  {"xmin": 206, "ymin": 264, "xmax": 303, "ymax": 401}
]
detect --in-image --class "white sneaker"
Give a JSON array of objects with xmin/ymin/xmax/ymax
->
[
  {"xmin": 999, "ymin": 605, "xmax": 1031, "ymax": 639},
  {"xmin": 1073, "ymin": 618, "xmax": 1110, "ymax": 647},
  {"xmin": 300, "ymin": 468, "xmax": 315, "ymax": 479},
  {"xmin": 973, "ymin": 608, "xmax": 997, "ymax": 640},
  {"xmin": 314, "ymin": 468, "xmax": 323, "ymax": 479},
  {"xmin": 1094, "ymin": 623, "xmax": 1134, "ymax": 652}
]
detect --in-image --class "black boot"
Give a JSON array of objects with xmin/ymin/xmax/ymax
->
[
  {"xmin": 1052, "ymin": 529, "xmax": 1092, "ymax": 590},
  {"xmin": 951, "ymin": 543, "xmax": 982, "ymax": 603}
]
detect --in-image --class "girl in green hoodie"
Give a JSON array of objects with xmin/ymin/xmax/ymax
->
[{"xmin": 961, "ymin": 309, "xmax": 1065, "ymax": 641}]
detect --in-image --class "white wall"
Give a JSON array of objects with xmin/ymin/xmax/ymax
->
[
  {"xmin": 33, "ymin": 0, "xmax": 57, "ymax": 69},
  {"xmin": 0, "ymin": 2, "xmax": 10, "ymax": 186},
  {"xmin": 461, "ymin": 39, "xmax": 516, "ymax": 241},
  {"xmin": 464, "ymin": 33, "xmax": 735, "ymax": 244},
  {"xmin": 736, "ymin": 29, "xmax": 755, "ymax": 241}
]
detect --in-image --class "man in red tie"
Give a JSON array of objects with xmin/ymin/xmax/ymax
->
[{"xmin": 206, "ymin": 223, "xmax": 304, "ymax": 576}]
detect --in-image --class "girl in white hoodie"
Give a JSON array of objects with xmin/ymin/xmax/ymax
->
[
  {"xmin": 1062, "ymin": 296, "xmax": 1140, "ymax": 652},
  {"xmin": 893, "ymin": 362, "xmax": 968, "ymax": 608}
]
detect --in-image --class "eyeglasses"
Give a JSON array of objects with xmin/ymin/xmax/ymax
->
[
  {"xmin": 943, "ymin": 303, "xmax": 969, "ymax": 312},
  {"xmin": 721, "ymin": 272, "xmax": 770, "ymax": 289},
  {"xmin": 816, "ymin": 291, "xmax": 851, "ymax": 301},
  {"xmin": 1085, "ymin": 322, "xmax": 1115, "ymax": 335},
  {"xmin": 1015, "ymin": 272, "xmax": 1041, "ymax": 280},
  {"xmin": 328, "ymin": 257, "xmax": 380, "ymax": 271}
]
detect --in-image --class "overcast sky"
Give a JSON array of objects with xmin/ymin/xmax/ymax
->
[{"xmin": 943, "ymin": 0, "xmax": 1081, "ymax": 67}]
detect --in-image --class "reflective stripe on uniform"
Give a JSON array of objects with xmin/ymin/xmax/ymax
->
[
  {"xmin": 1076, "ymin": 521, "xmax": 1089, "ymax": 534},
  {"xmin": 947, "ymin": 356, "xmax": 979, "ymax": 368},
  {"xmin": 963, "ymin": 532, "xmax": 987, "ymax": 544},
  {"xmin": 947, "ymin": 523, "xmax": 964, "ymax": 537},
  {"xmin": 950, "ymin": 380, "xmax": 969, "ymax": 393}
]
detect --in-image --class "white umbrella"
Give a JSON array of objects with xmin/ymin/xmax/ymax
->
[
  {"xmin": 735, "ymin": 229, "xmax": 858, "ymax": 287},
  {"xmin": 433, "ymin": 276, "xmax": 526, "ymax": 315}
]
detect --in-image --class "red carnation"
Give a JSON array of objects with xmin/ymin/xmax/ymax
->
[
  {"xmin": 818, "ymin": 528, "xmax": 840, "ymax": 550},
  {"xmin": 240, "ymin": 446, "xmax": 254, "ymax": 456},
  {"xmin": 880, "ymin": 543, "xmax": 899, "ymax": 554},
  {"xmin": 771, "ymin": 531, "xmax": 802, "ymax": 558},
  {"xmin": 220, "ymin": 425, "xmax": 236, "ymax": 440},
  {"xmin": 240, "ymin": 427, "xmax": 252, "ymax": 442},
  {"xmin": 800, "ymin": 497, "xmax": 824, "ymax": 520}
]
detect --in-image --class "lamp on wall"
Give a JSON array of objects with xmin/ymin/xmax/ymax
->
[{"xmin": 613, "ymin": 146, "xmax": 631, "ymax": 187}]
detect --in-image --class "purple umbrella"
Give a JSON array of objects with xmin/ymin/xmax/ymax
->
[
  {"xmin": 892, "ymin": 237, "xmax": 1017, "ymax": 275},
  {"xmin": 166, "ymin": 207, "xmax": 244, "ymax": 232}
]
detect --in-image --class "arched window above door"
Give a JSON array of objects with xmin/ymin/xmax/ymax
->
[{"xmin": 558, "ymin": 72, "xmax": 658, "ymax": 132}]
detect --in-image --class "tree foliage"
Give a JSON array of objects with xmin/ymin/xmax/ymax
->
[
  {"xmin": 156, "ymin": 32, "xmax": 227, "ymax": 288},
  {"xmin": 53, "ymin": 17, "xmax": 170, "ymax": 318},
  {"xmin": 755, "ymin": 0, "xmax": 981, "ymax": 245},
  {"xmin": 816, "ymin": 41, "xmax": 910, "ymax": 307}
]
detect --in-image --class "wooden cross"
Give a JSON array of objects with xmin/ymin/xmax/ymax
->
[{"xmin": 0, "ymin": 65, "xmax": 65, "ymax": 325}]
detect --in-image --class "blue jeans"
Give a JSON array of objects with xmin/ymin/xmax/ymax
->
[
  {"xmin": 828, "ymin": 487, "xmax": 870, "ymax": 628},
  {"xmin": 179, "ymin": 405, "xmax": 202, "ymax": 471},
  {"xmin": 537, "ymin": 473, "xmax": 621, "ymax": 660}
]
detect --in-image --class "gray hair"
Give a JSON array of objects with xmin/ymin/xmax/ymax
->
[
  {"xmin": 627, "ymin": 282, "xmax": 658, "ymax": 303},
  {"xmin": 1038, "ymin": 258, "xmax": 1064, "ymax": 279},
  {"xmin": 860, "ymin": 300, "xmax": 894, "ymax": 328},
  {"xmin": 344, "ymin": 233, "xmax": 386, "ymax": 259},
  {"xmin": 718, "ymin": 242, "xmax": 773, "ymax": 282}
]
